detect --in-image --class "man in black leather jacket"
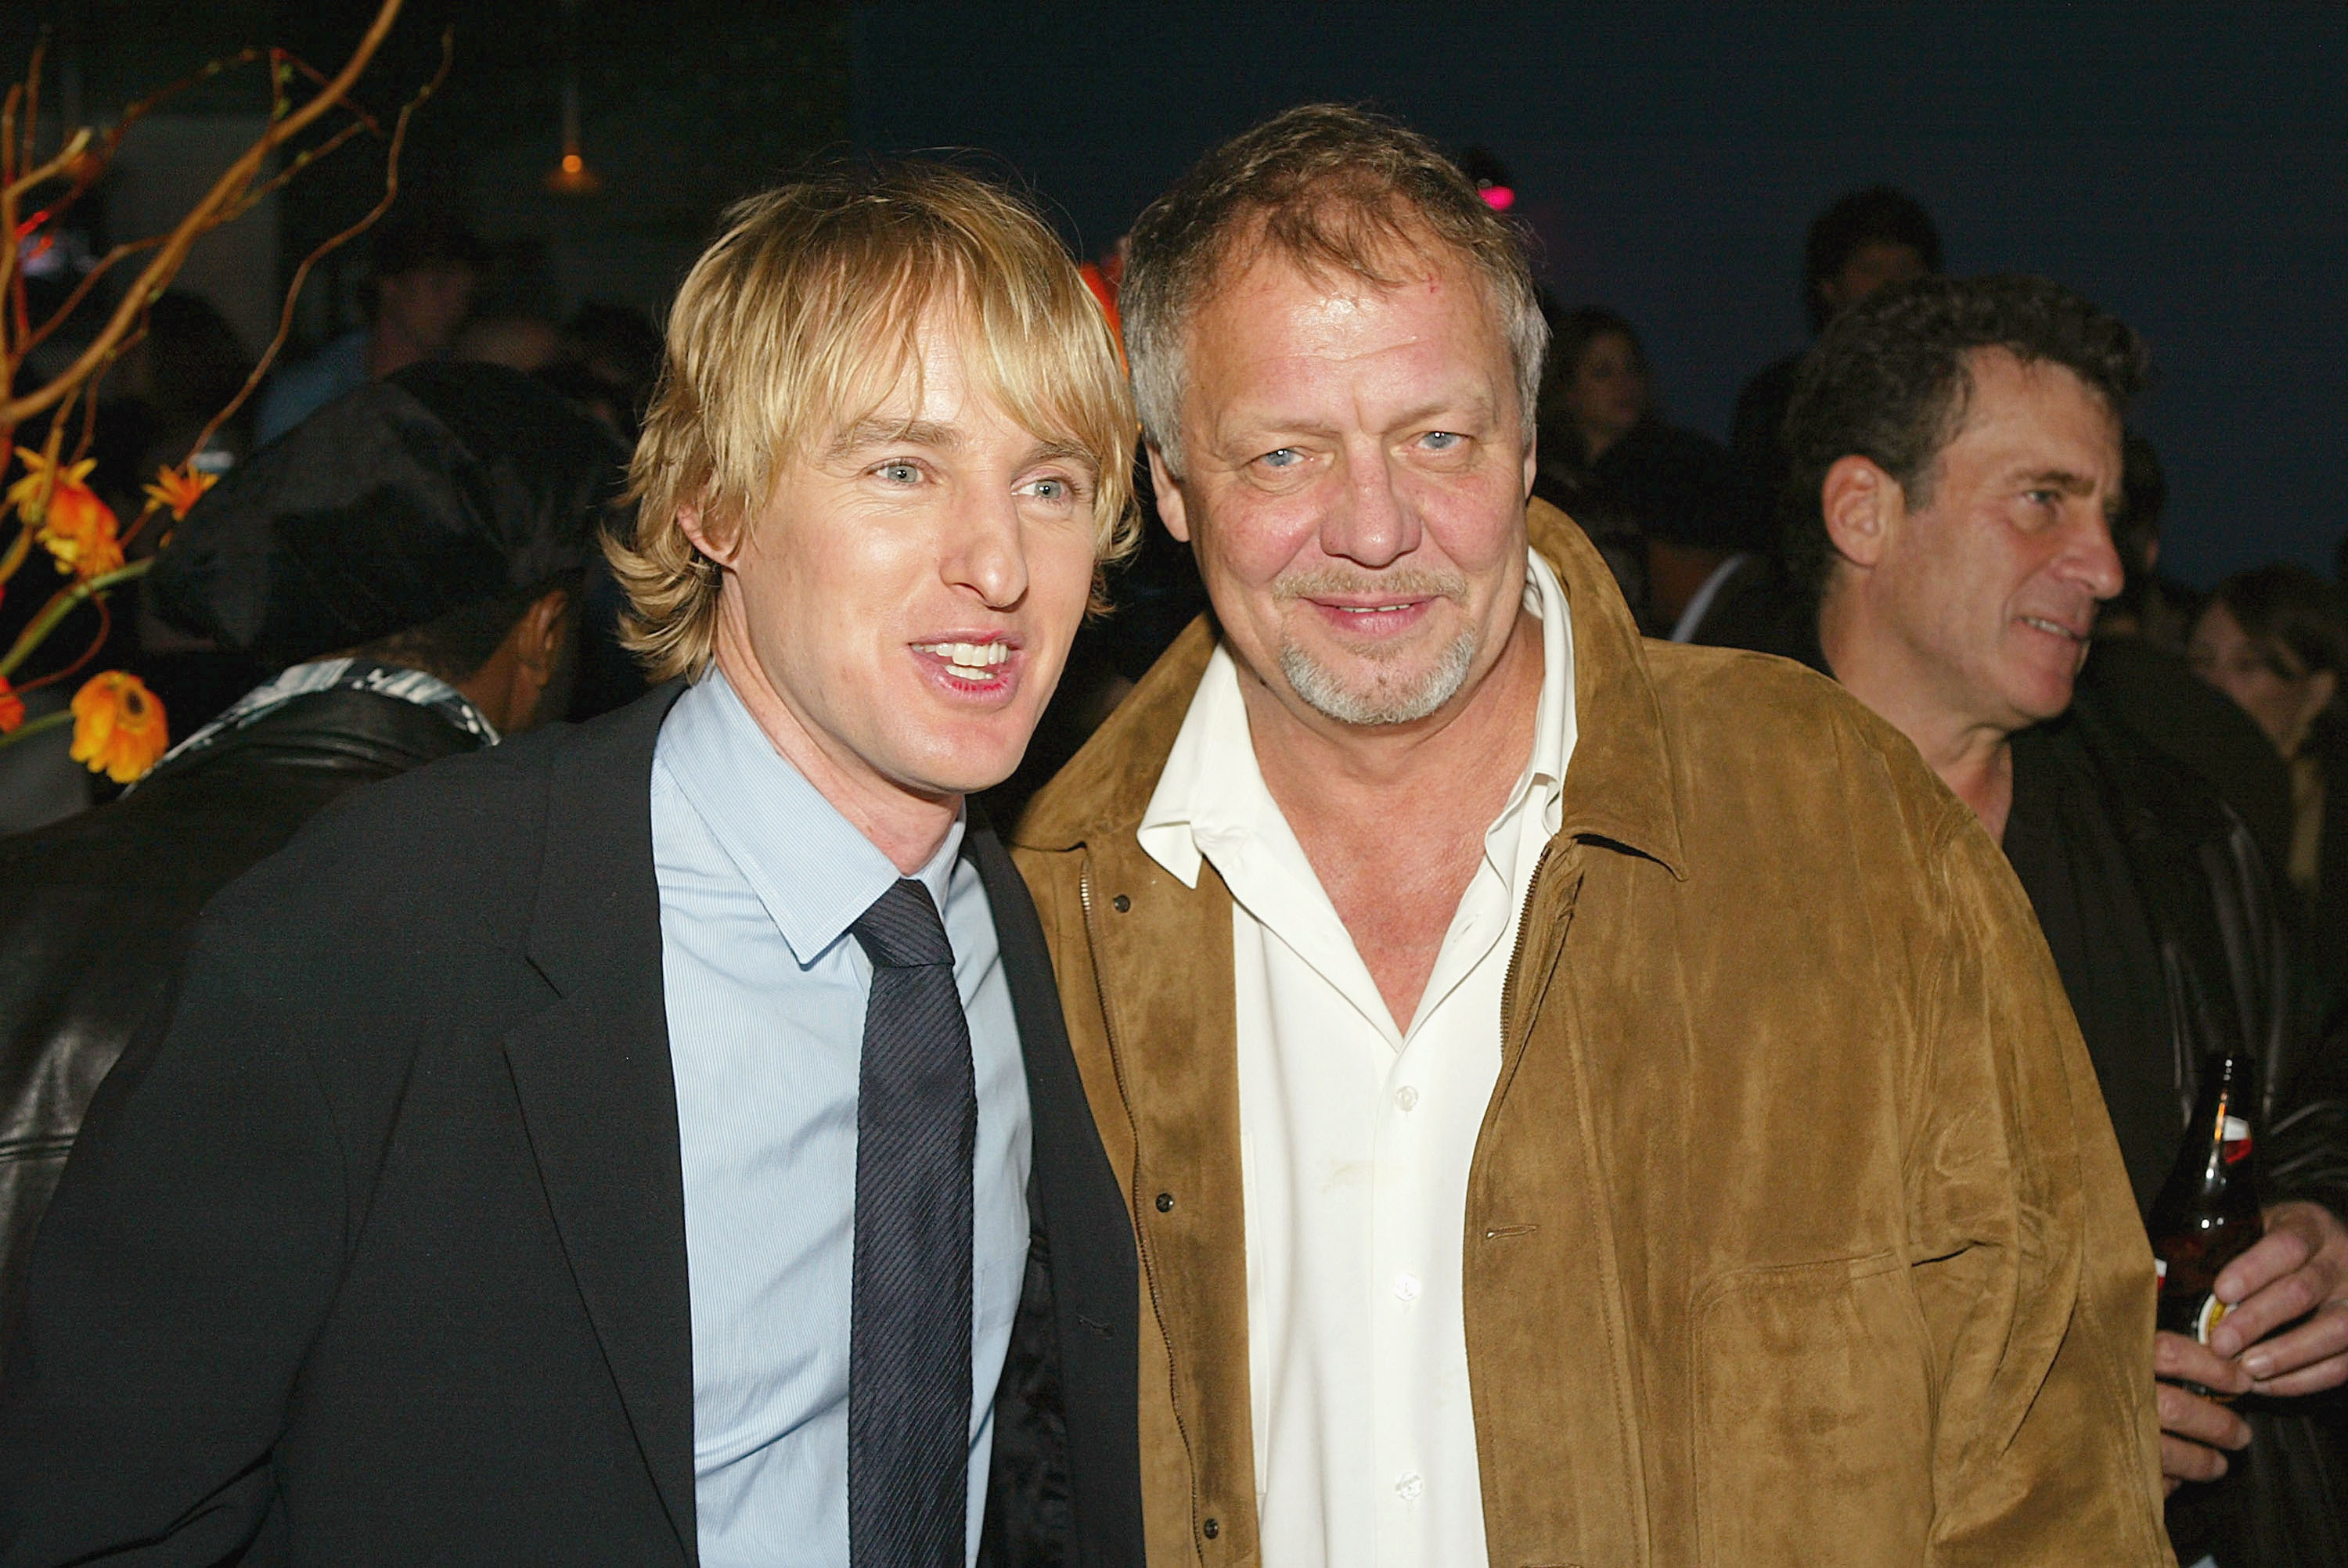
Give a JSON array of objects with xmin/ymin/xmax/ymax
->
[
  {"xmin": 0, "ymin": 362, "xmax": 623, "ymax": 1340},
  {"xmin": 1748, "ymin": 273, "xmax": 2348, "ymax": 1566}
]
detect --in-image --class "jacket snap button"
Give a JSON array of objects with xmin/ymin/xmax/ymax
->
[
  {"xmin": 1112, "ymin": 894, "xmax": 1131, "ymax": 912},
  {"xmin": 1202, "ymin": 1516, "xmax": 1220, "ymax": 1539},
  {"xmin": 1156, "ymin": 1192, "xmax": 1175, "ymax": 1212}
]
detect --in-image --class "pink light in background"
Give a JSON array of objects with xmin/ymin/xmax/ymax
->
[{"xmin": 1478, "ymin": 184, "xmax": 1515, "ymax": 212}]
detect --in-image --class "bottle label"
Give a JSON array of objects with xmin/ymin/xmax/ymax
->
[
  {"xmin": 2196, "ymin": 1293, "xmax": 2230, "ymax": 1345},
  {"xmin": 2223, "ymin": 1115, "xmax": 2253, "ymax": 1165}
]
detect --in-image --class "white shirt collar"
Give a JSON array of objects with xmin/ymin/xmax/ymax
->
[{"xmin": 1138, "ymin": 547, "xmax": 1576, "ymax": 889}]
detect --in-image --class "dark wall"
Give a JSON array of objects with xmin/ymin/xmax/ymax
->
[{"xmin": 853, "ymin": 1, "xmax": 2348, "ymax": 588}]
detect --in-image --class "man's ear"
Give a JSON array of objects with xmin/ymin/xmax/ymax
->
[
  {"xmin": 1820, "ymin": 455, "xmax": 1903, "ymax": 571},
  {"xmin": 675, "ymin": 497, "xmax": 740, "ymax": 567},
  {"xmin": 1147, "ymin": 446, "xmax": 1192, "ymax": 543},
  {"xmin": 511, "ymin": 588, "xmax": 573, "ymax": 685},
  {"xmin": 2307, "ymin": 670, "xmax": 2340, "ymax": 732}
]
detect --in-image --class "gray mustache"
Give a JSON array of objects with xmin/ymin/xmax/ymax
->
[{"xmin": 1271, "ymin": 570, "xmax": 1470, "ymax": 604}]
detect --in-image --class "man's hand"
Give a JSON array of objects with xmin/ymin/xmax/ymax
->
[
  {"xmin": 2155, "ymin": 1330, "xmax": 2252, "ymax": 1494},
  {"xmin": 2206, "ymin": 1199, "xmax": 2348, "ymax": 1396}
]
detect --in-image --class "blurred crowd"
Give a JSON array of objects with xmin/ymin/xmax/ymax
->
[{"xmin": 0, "ymin": 217, "xmax": 665, "ymax": 829}]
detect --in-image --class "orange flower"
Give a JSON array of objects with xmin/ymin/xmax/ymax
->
[
  {"xmin": 143, "ymin": 463, "xmax": 218, "ymax": 523},
  {"xmin": 7, "ymin": 451, "xmax": 124, "ymax": 580},
  {"xmin": 70, "ymin": 671, "xmax": 168, "ymax": 784},
  {"xmin": 0, "ymin": 675, "xmax": 22, "ymax": 735}
]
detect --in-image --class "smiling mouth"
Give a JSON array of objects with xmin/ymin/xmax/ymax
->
[
  {"xmin": 2020, "ymin": 615, "xmax": 2087, "ymax": 642},
  {"xmin": 913, "ymin": 640, "xmax": 1013, "ymax": 682}
]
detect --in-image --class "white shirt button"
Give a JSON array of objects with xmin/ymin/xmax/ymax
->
[
  {"xmin": 1394, "ymin": 1085, "xmax": 1420, "ymax": 1111},
  {"xmin": 1393, "ymin": 1271, "xmax": 1421, "ymax": 1304},
  {"xmin": 1395, "ymin": 1470, "xmax": 1424, "ymax": 1502}
]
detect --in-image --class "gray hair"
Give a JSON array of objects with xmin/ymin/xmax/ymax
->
[{"xmin": 1121, "ymin": 103, "xmax": 1549, "ymax": 480}]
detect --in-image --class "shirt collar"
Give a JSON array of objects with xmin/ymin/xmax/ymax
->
[
  {"xmin": 148, "ymin": 656, "xmax": 500, "ymax": 777},
  {"xmin": 656, "ymin": 666, "xmax": 964, "ymax": 966},
  {"xmin": 1137, "ymin": 546, "xmax": 1576, "ymax": 887}
]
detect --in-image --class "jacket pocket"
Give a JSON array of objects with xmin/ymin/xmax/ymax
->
[{"xmin": 1691, "ymin": 1249, "xmax": 1933, "ymax": 1566}]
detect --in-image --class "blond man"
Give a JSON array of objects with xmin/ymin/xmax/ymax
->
[
  {"xmin": 1013, "ymin": 105, "xmax": 2170, "ymax": 1564},
  {"xmin": 0, "ymin": 166, "xmax": 1145, "ymax": 1568}
]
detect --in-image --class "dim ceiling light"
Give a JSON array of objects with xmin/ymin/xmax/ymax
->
[{"xmin": 545, "ymin": 144, "xmax": 602, "ymax": 195}]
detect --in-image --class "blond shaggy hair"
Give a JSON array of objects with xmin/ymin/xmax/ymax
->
[{"xmin": 611, "ymin": 164, "xmax": 1139, "ymax": 682}]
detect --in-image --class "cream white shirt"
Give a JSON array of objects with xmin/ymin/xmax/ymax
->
[{"xmin": 1136, "ymin": 550, "xmax": 1576, "ymax": 1567}]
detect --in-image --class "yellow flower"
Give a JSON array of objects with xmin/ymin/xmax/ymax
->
[
  {"xmin": 8, "ymin": 451, "xmax": 123, "ymax": 580},
  {"xmin": 70, "ymin": 671, "xmax": 168, "ymax": 784},
  {"xmin": 143, "ymin": 463, "xmax": 218, "ymax": 523}
]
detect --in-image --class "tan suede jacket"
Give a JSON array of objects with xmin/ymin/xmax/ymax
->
[{"xmin": 1010, "ymin": 501, "xmax": 2172, "ymax": 1567}]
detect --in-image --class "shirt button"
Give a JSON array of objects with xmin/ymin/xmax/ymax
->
[
  {"xmin": 1394, "ymin": 1085, "xmax": 1420, "ymax": 1111},
  {"xmin": 1393, "ymin": 1271, "xmax": 1421, "ymax": 1304},
  {"xmin": 1395, "ymin": 1471, "xmax": 1424, "ymax": 1502}
]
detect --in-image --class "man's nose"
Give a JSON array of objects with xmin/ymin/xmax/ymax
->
[
  {"xmin": 2069, "ymin": 508, "xmax": 2126, "ymax": 602},
  {"xmin": 1320, "ymin": 448, "xmax": 1420, "ymax": 570},
  {"xmin": 945, "ymin": 487, "xmax": 1029, "ymax": 609}
]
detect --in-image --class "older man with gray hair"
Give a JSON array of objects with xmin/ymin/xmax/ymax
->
[{"xmin": 1012, "ymin": 103, "xmax": 2170, "ymax": 1565}]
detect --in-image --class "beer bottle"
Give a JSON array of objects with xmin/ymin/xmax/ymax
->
[{"xmin": 2149, "ymin": 1051, "xmax": 2264, "ymax": 1372}]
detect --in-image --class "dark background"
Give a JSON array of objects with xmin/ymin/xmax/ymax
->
[
  {"xmin": 853, "ymin": 2, "xmax": 2348, "ymax": 588},
  {"xmin": 9, "ymin": 1, "xmax": 2345, "ymax": 586}
]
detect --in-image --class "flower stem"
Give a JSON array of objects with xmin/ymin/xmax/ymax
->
[
  {"xmin": 0, "ymin": 707, "xmax": 71, "ymax": 750},
  {"xmin": 0, "ymin": 557, "xmax": 151, "ymax": 681}
]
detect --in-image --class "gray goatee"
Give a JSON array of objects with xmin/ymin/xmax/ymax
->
[{"xmin": 1271, "ymin": 567, "xmax": 1476, "ymax": 727}]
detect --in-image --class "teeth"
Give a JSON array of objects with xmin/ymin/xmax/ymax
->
[
  {"xmin": 1338, "ymin": 604, "xmax": 1412, "ymax": 614},
  {"xmin": 916, "ymin": 640, "xmax": 1010, "ymax": 680},
  {"xmin": 2022, "ymin": 617, "xmax": 2076, "ymax": 639},
  {"xmin": 915, "ymin": 640, "xmax": 1010, "ymax": 667}
]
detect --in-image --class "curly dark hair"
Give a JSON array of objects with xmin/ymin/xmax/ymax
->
[{"xmin": 1781, "ymin": 273, "xmax": 2151, "ymax": 602}]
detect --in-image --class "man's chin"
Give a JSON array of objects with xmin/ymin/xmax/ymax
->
[{"xmin": 1277, "ymin": 631, "xmax": 1477, "ymax": 729}]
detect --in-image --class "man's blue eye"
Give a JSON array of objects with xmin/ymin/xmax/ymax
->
[
  {"xmin": 1261, "ymin": 448, "xmax": 1300, "ymax": 469},
  {"xmin": 879, "ymin": 462, "xmax": 918, "ymax": 484},
  {"xmin": 1424, "ymin": 431, "xmax": 1461, "ymax": 450}
]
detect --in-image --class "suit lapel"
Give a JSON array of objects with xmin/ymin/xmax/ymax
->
[
  {"xmin": 968, "ymin": 825, "xmax": 1143, "ymax": 1564},
  {"xmin": 501, "ymin": 682, "xmax": 699, "ymax": 1563}
]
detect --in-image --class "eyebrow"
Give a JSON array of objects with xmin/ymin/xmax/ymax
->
[
  {"xmin": 2018, "ymin": 467, "xmax": 2100, "ymax": 494},
  {"xmin": 829, "ymin": 418, "xmax": 963, "ymax": 458},
  {"xmin": 1028, "ymin": 437, "xmax": 1100, "ymax": 473},
  {"xmin": 826, "ymin": 421, "xmax": 1099, "ymax": 478}
]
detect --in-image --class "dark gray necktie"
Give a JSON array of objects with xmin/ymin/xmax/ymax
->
[{"xmin": 847, "ymin": 877, "xmax": 976, "ymax": 1568}]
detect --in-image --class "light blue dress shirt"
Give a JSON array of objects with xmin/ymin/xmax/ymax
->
[{"xmin": 650, "ymin": 670, "xmax": 1032, "ymax": 1568}]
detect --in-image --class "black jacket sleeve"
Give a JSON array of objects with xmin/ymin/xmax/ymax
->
[{"xmin": 0, "ymin": 917, "xmax": 350, "ymax": 1564}]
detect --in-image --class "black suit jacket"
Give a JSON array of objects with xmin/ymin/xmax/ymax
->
[{"xmin": 0, "ymin": 683, "xmax": 1142, "ymax": 1566}]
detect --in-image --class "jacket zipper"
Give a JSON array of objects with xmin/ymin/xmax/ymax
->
[
  {"xmin": 1080, "ymin": 858, "xmax": 1210, "ymax": 1556},
  {"xmin": 1499, "ymin": 840, "xmax": 1557, "ymax": 1058}
]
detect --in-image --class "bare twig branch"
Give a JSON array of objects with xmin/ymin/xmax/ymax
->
[
  {"xmin": 0, "ymin": 0, "xmax": 406, "ymax": 429},
  {"xmin": 0, "ymin": 558, "xmax": 151, "ymax": 680},
  {"xmin": 179, "ymin": 24, "xmax": 450, "ymax": 470},
  {"xmin": 0, "ymin": 124, "xmax": 91, "ymax": 207},
  {"xmin": 14, "ymin": 234, "xmax": 167, "ymax": 359}
]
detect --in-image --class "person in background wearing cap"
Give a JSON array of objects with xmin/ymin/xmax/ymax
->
[
  {"xmin": 0, "ymin": 360, "xmax": 618, "ymax": 1343},
  {"xmin": 0, "ymin": 166, "xmax": 1145, "ymax": 1568}
]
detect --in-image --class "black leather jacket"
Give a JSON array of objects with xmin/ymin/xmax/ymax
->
[
  {"xmin": 0, "ymin": 687, "xmax": 481, "ymax": 1341},
  {"xmin": 2071, "ymin": 696, "xmax": 2348, "ymax": 1225},
  {"xmin": 2044, "ymin": 696, "xmax": 2348, "ymax": 1566}
]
